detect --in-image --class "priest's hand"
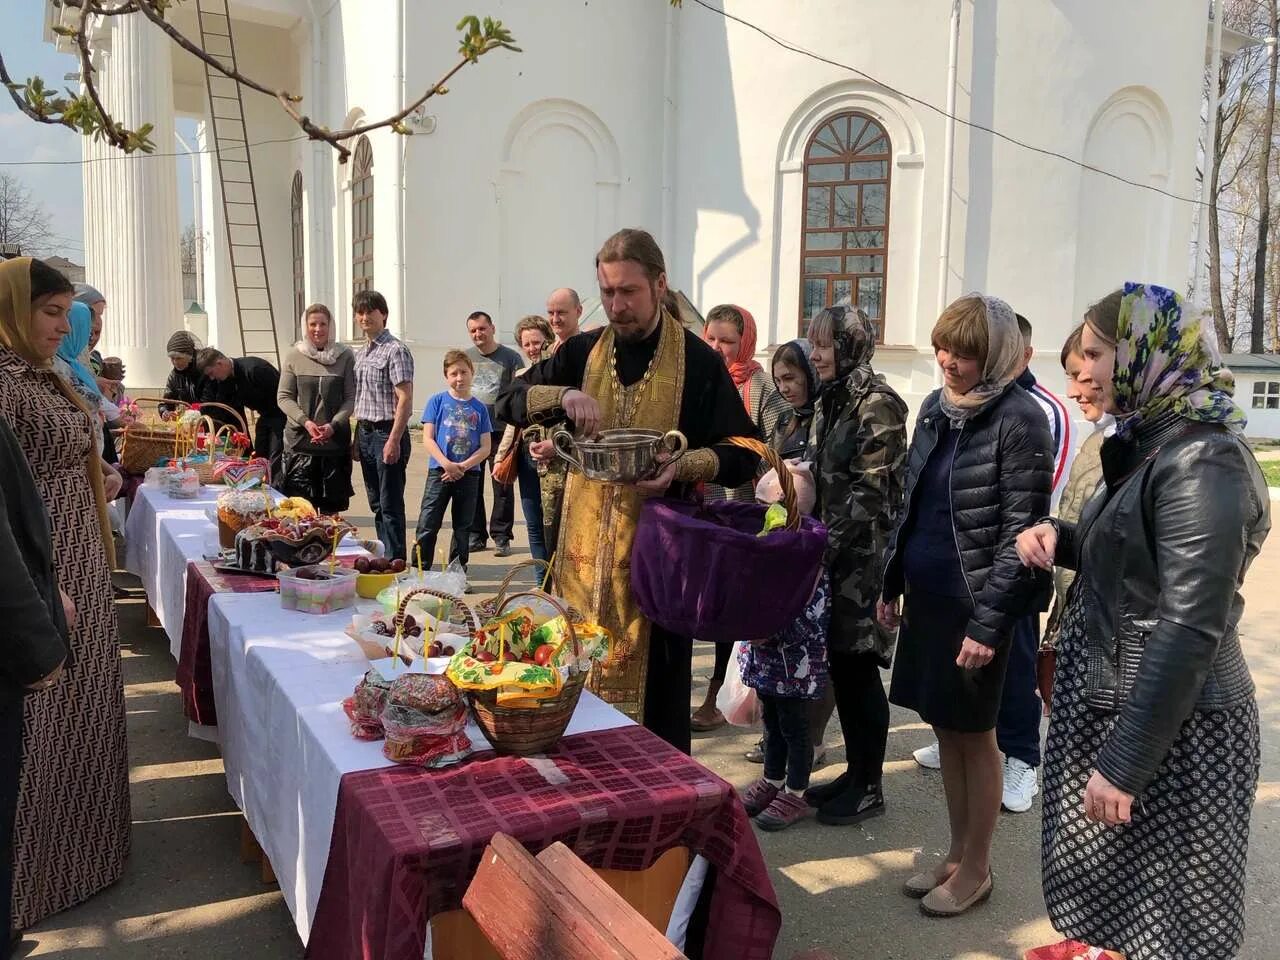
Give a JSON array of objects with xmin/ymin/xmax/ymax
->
[
  {"xmin": 529, "ymin": 438, "xmax": 555, "ymax": 462},
  {"xmin": 633, "ymin": 459, "xmax": 677, "ymax": 498},
  {"xmin": 562, "ymin": 390, "xmax": 601, "ymax": 438}
]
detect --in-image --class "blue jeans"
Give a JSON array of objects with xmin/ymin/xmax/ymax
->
[
  {"xmin": 516, "ymin": 446, "xmax": 547, "ymax": 562},
  {"xmin": 414, "ymin": 468, "xmax": 482, "ymax": 570},
  {"xmin": 996, "ymin": 614, "xmax": 1043, "ymax": 768},
  {"xmin": 357, "ymin": 422, "xmax": 411, "ymax": 562}
]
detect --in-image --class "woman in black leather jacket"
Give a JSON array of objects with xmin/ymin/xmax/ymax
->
[
  {"xmin": 1017, "ymin": 283, "xmax": 1268, "ymax": 960},
  {"xmin": 878, "ymin": 293, "xmax": 1052, "ymax": 917}
]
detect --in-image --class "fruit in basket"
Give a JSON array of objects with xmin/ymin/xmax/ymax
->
[
  {"xmin": 354, "ymin": 557, "xmax": 371, "ymax": 574},
  {"xmin": 533, "ymin": 644, "xmax": 554, "ymax": 666},
  {"xmin": 474, "ymin": 649, "xmax": 496, "ymax": 663},
  {"xmin": 442, "ymin": 644, "xmax": 456, "ymax": 656},
  {"xmin": 390, "ymin": 558, "xmax": 406, "ymax": 573},
  {"xmin": 403, "ymin": 615, "xmax": 416, "ymax": 631}
]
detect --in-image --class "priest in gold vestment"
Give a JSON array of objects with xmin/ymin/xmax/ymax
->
[{"xmin": 498, "ymin": 229, "xmax": 758, "ymax": 754}]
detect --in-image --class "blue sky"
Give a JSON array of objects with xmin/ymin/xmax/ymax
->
[{"xmin": 1, "ymin": 3, "xmax": 195, "ymax": 263}]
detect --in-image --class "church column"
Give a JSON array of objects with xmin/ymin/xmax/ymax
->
[{"xmin": 82, "ymin": 13, "xmax": 183, "ymax": 392}]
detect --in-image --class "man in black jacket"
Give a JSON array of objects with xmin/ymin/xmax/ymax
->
[
  {"xmin": 0, "ymin": 416, "xmax": 69, "ymax": 956},
  {"xmin": 196, "ymin": 348, "xmax": 286, "ymax": 479}
]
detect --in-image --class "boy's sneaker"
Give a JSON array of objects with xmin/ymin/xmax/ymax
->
[
  {"xmin": 1002, "ymin": 756, "xmax": 1039, "ymax": 812},
  {"xmin": 494, "ymin": 540, "xmax": 512, "ymax": 558},
  {"xmin": 740, "ymin": 777, "xmax": 780, "ymax": 817},
  {"xmin": 755, "ymin": 791, "xmax": 813, "ymax": 831},
  {"xmin": 913, "ymin": 741, "xmax": 942, "ymax": 769}
]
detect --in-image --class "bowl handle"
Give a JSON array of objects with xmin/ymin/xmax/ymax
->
[
  {"xmin": 660, "ymin": 430, "xmax": 688, "ymax": 466},
  {"xmin": 551, "ymin": 429, "xmax": 584, "ymax": 472}
]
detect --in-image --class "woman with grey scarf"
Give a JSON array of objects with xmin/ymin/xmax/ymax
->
[
  {"xmin": 277, "ymin": 304, "xmax": 356, "ymax": 512},
  {"xmin": 878, "ymin": 293, "xmax": 1052, "ymax": 917}
]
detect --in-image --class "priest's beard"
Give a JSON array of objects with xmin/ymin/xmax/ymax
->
[{"xmin": 608, "ymin": 286, "xmax": 662, "ymax": 344}]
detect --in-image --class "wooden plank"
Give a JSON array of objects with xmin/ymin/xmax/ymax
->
[
  {"xmin": 536, "ymin": 843, "xmax": 685, "ymax": 960},
  {"xmin": 238, "ymin": 818, "xmax": 259, "ymax": 864},
  {"xmin": 463, "ymin": 834, "xmax": 636, "ymax": 960}
]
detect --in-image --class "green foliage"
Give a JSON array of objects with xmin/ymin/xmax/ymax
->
[
  {"xmin": 456, "ymin": 15, "xmax": 521, "ymax": 63},
  {"xmin": 6, "ymin": 74, "xmax": 157, "ymax": 153}
]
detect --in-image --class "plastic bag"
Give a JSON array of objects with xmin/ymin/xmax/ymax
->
[
  {"xmin": 715, "ymin": 641, "xmax": 762, "ymax": 727},
  {"xmin": 376, "ymin": 561, "xmax": 468, "ymax": 617}
]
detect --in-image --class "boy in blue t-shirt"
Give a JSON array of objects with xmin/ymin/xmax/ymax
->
[{"xmin": 412, "ymin": 350, "xmax": 493, "ymax": 570}]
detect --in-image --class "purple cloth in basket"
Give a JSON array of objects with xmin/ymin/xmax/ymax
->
[{"xmin": 631, "ymin": 498, "xmax": 828, "ymax": 643}]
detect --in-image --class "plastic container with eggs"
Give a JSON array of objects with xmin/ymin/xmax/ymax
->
[{"xmin": 278, "ymin": 564, "xmax": 359, "ymax": 614}]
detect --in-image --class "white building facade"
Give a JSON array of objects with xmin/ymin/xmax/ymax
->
[{"xmin": 52, "ymin": 0, "xmax": 1214, "ymax": 413}]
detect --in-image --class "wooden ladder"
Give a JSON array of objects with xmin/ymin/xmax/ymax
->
[{"xmin": 193, "ymin": 0, "xmax": 282, "ymax": 369}]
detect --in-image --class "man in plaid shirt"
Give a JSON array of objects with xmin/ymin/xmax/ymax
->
[{"xmin": 352, "ymin": 290, "xmax": 415, "ymax": 561}]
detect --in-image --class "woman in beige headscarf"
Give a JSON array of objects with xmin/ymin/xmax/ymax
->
[
  {"xmin": 0, "ymin": 257, "xmax": 130, "ymax": 932},
  {"xmin": 877, "ymin": 293, "xmax": 1053, "ymax": 917}
]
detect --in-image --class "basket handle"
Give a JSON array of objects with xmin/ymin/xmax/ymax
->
[
  {"xmin": 725, "ymin": 436, "xmax": 801, "ymax": 532},
  {"xmin": 393, "ymin": 587, "xmax": 479, "ymax": 634},
  {"xmin": 496, "ymin": 590, "xmax": 581, "ymax": 661},
  {"xmin": 195, "ymin": 401, "xmax": 249, "ymax": 436},
  {"xmin": 128, "ymin": 395, "xmax": 190, "ymax": 418},
  {"xmin": 491, "ymin": 558, "xmax": 551, "ymax": 608}
]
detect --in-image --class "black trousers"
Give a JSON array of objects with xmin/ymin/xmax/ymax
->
[
  {"xmin": 1, "ymin": 692, "xmax": 24, "ymax": 951},
  {"xmin": 470, "ymin": 432, "xmax": 514, "ymax": 546},
  {"xmin": 254, "ymin": 415, "xmax": 286, "ymax": 483},
  {"xmin": 830, "ymin": 648, "xmax": 889, "ymax": 788},
  {"xmin": 761, "ymin": 694, "xmax": 813, "ymax": 791},
  {"xmin": 996, "ymin": 614, "xmax": 1043, "ymax": 767},
  {"xmin": 643, "ymin": 626, "xmax": 693, "ymax": 756}
]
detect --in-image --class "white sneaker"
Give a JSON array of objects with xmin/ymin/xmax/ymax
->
[
  {"xmin": 912, "ymin": 741, "xmax": 941, "ymax": 769},
  {"xmin": 1001, "ymin": 755, "xmax": 1039, "ymax": 812}
]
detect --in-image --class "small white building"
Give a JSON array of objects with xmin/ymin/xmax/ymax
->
[
  {"xmin": 1224, "ymin": 353, "xmax": 1280, "ymax": 440},
  {"xmin": 48, "ymin": 0, "xmax": 1222, "ymax": 411}
]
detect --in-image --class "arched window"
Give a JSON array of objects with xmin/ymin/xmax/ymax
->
[
  {"xmin": 800, "ymin": 112, "xmax": 890, "ymax": 336},
  {"xmin": 351, "ymin": 136, "xmax": 374, "ymax": 294},
  {"xmin": 290, "ymin": 170, "xmax": 305, "ymax": 323}
]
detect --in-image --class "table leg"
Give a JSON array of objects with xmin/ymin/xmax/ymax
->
[
  {"xmin": 239, "ymin": 817, "xmax": 278, "ymax": 886},
  {"xmin": 146, "ymin": 603, "xmax": 160, "ymax": 628}
]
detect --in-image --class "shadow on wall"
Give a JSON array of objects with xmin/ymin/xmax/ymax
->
[
  {"xmin": 962, "ymin": 0, "xmax": 998, "ymax": 297},
  {"xmin": 672, "ymin": 0, "xmax": 761, "ymax": 310}
]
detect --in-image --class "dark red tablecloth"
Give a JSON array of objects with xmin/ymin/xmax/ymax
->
[
  {"xmin": 175, "ymin": 560, "xmax": 277, "ymax": 725},
  {"xmin": 306, "ymin": 725, "xmax": 780, "ymax": 960}
]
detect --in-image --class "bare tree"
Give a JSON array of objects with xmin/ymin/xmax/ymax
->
[
  {"xmin": 1250, "ymin": 0, "xmax": 1280, "ymax": 353},
  {"xmin": 0, "ymin": 2, "xmax": 522, "ymax": 162},
  {"xmin": 179, "ymin": 223, "xmax": 201, "ymax": 302},
  {"xmin": 0, "ymin": 173, "xmax": 54, "ymax": 254}
]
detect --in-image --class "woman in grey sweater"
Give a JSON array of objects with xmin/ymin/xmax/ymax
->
[{"xmin": 277, "ymin": 303, "xmax": 356, "ymax": 512}]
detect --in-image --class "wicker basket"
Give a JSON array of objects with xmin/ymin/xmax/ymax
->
[
  {"xmin": 118, "ymin": 396, "xmax": 186, "ymax": 475},
  {"xmin": 469, "ymin": 591, "xmax": 586, "ymax": 757},
  {"xmin": 473, "ymin": 559, "xmax": 576, "ymax": 621},
  {"xmin": 189, "ymin": 406, "xmax": 252, "ymax": 483}
]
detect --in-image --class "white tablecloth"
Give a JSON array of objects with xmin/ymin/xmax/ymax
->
[
  {"xmin": 123, "ymin": 484, "xmax": 223, "ymax": 657},
  {"xmin": 205, "ymin": 592, "xmax": 633, "ymax": 944}
]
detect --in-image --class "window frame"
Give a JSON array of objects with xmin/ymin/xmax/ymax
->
[
  {"xmin": 799, "ymin": 111, "xmax": 891, "ymax": 339},
  {"xmin": 351, "ymin": 136, "xmax": 375, "ymax": 301}
]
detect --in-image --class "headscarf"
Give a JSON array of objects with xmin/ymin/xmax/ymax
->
[
  {"xmin": 1109, "ymin": 282, "xmax": 1246, "ymax": 439},
  {"xmin": 812, "ymin": 304, "xmax": 882, "ymax": 407},
  {"xmin": 57, "ymin": 302, "xmax": 102, "ymax": 400},
  {"xmin": 295, "ymin": 308, "xmax": 348, "ymax": 365},
  {"xmin": 73, "ymin": 282, "xmax": 106, "ymax": 307},
  {"xmin": 771, "ymin": 338, "xmax": 819, "ymax": 418},
  {"xmin": 0, "ymin": 258, "xmax": 115, "ymax": 567},
  {"xmin": 705, "ymin": 304, "xmax": 763, "ymax": 412},
  {"xmin": 937, "ymin": 292, "xmax": 1024, "ymax": 427}
]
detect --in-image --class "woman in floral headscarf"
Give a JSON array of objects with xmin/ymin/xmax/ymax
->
[
  {"xmin": 691, "ymin": 304, "xmax": 791, "ymax": 730},
  {"xmin": 878, "ymin": 293, "xmax": 1052, "ymax": 916},
  {"xmin": 1017, "ymin": 284, "xmax": 1266, "ymax": 960}
]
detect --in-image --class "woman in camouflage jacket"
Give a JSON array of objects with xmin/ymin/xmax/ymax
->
[{"xmin": 802, "ymin": 305, "xmax": 909, "ymax": 826}]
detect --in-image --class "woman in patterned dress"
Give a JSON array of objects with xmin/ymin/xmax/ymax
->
[
  {"xmin": 0, "ymin": 258, "xmax": 130, "ymax": 931},
  {"xmin": 1017, "ymin": 284, "xmax": 1267, "ymax": 960}
]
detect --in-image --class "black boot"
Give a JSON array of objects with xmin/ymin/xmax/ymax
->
[
  {"xmin": 803, "ymin": 770, "xmax": 850, "ymax": 808},
  {"xmin": 817, "ymin": 781, "xmax": 885, "ymax": 826}
]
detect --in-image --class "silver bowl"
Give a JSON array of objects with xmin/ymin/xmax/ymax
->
[{"xmin": 552, "ymin": 428, "xmax": 688, "ymax": 483}]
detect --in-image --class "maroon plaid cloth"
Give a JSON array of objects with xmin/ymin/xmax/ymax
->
[
  {"xmin": 306, "ymin": 725, "xmax": 780, "ymax": 960},
  {"xmin": 175, "ymin": 560, "xmax": 277, "ymax": 725}
]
